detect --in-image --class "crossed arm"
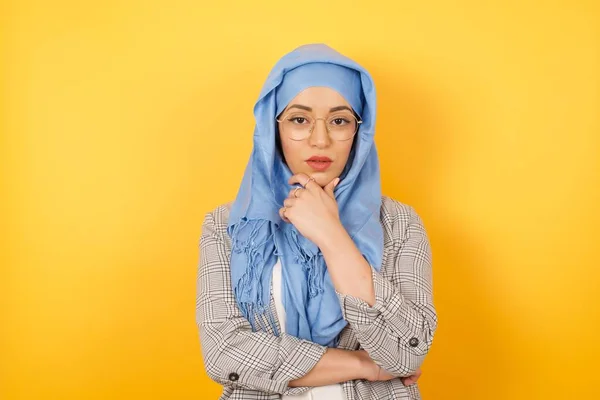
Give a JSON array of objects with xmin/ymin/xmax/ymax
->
[{"xmin": 196, "ymin": 202, "xmax": 437, "ymax": 395}]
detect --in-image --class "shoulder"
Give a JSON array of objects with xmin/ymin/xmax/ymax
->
[
  {"xmin": 380, "ymin": 195, "xmax": 415, "ymax": 224},
  {"xmin": 379, "ymin": 195, "xmax": 427, "ymax": 243},
  {"xmin": 202, "ymin": 201, "xmax": 233, "ymax": 240}
]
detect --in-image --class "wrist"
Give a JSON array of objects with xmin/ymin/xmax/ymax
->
[
  {"xmin": 353, "ymin": 350, "xmax": 375, "ymax": 381},
  {"xmin": 316, "ymin": 221, "xmax": 349, "ymax": 252}
]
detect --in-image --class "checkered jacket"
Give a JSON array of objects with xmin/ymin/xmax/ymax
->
[{"xmin": 197, "ymin": 196, "xmax": 437, "ymax": 399}]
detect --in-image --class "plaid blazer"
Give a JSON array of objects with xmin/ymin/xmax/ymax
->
[{"xmin": 197, "ymin": 196, "xmax": 437, "ymax": 399}]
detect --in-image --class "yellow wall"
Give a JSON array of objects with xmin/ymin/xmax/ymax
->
[{"xmin": 2, "ymin": 1, "xmax": 599, "ymax": 399}]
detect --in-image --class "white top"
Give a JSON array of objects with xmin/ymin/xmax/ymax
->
[{"xmin": 272, "ymin": 259, "xmax": 346, "ymax": 400}]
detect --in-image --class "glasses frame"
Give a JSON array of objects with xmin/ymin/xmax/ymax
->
[{"xmin": 276, "ymin": 111, "xmax": 363, "ymax": 142}]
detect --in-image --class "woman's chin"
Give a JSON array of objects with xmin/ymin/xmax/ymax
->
[
  {"xmin": 307, "ymin": 171, "xmax": 334, "ymax": 187},
  {"xmin": 290, "ymin": 166, "xmax": 340, "ymax": 187}
]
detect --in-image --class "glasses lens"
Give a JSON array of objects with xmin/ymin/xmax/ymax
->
[
  {"xmin": 327, "ymin": 113, "xmax": 358, "ymax": 140},
  {"xmin": 279, "ymin": 112, "xmax": 313, "ymax": 140}
]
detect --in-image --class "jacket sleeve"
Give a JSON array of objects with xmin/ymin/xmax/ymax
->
[
  {"xmin": 197, "ymin": 210, "xmax": 327, "ymax": 395},
  {"xmin": 335, "ymin": 205, "xmax": 437, "ymax": 377}
]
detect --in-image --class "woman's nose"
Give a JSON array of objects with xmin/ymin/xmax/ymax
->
[{"xmin": 308, "ymin": 119, "xmax": 332, "ymax": 148}]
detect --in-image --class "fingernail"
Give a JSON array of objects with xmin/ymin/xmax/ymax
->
[{"xmin": 334, "ymin": 178, "xmax": 340, "ymax": 187}]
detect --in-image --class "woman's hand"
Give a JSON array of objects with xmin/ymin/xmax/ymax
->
[
  {"xmin": 355, "ymin": 350, "xmax": 395, "ymax": 382},
  {"xmin": 356, "ymin": 350, "xmax": 422, "ymax": 385},
  {"xmin": 400, "ymin": 368, "xmax": 422, "ymax": 386},
  {"xmin": 278, "ymin": 173, "xmax": 343, "ymax": 246}
]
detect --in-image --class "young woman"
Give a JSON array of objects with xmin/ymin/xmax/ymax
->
[{"xmin": 197, "ymin": 44, "xmax": 437, "ymax": 400}]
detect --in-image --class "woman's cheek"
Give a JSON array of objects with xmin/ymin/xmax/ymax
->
[{"xmin": 281, "ymin": 142, "xmax": 304, "ymax": 173}]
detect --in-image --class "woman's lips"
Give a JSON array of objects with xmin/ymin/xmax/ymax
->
[{"xmin": 306, "ymin": 157, "xmax": 333, "ymax": 171}]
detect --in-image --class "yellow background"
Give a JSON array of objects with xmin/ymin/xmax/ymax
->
[{"xmin": 2, "ymin": 1, "xmax": 599, "ymax": 399}]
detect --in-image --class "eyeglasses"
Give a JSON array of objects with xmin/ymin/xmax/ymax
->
[{"xmin": 276, "ymin": 111, "xmax": 362, "ymax": 141}]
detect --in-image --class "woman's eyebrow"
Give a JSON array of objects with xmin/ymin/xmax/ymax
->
[
  {"xmin": 329, "ymin": 105, "xmax": 352, "ymax": 112},
  {"xmin": 287, "ymin": 104, "xmax": 312, "ymax": 111},
  {"xmin": 287, "ymin": 104, "xmax": 352, "ymax": 112}
]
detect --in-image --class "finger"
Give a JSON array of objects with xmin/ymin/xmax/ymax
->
[
  {"xmin": 288, "ymin": 173, "xmax": 309, "ymax": 186},
  {"xmin": 402, "ymin": 371, "xmax": 421, "ymax": 385},
  {"xmin": 288, "ymin": 186, "xmax": 304, "ymax": 199},
  {"xmin": 412, "ymin": 369, "xmax": 422, "ymax": 380},
  {"xmin": 278, "ymin": 207, "xmax": 290, "ymax": 223},
  {"xmin": 379, "ymin": 370, "xmax": 396, "ymax": 382},
  {"xmin": 289, "ymin": 174, "xmax": 318, "ymax": 191},
  {"xmin": 283, "ymin": 198, "xmax": 297, "ymax": 208},
  {"xmin": 323, "ymin": 177, "xmax": 339, "ymax": 199}
]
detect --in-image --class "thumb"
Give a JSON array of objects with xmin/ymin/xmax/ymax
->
[{"xmin": 324, "ymin": 177, "xmax": 339, "ymax": 199}]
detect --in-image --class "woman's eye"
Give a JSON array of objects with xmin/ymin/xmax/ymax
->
[
  {"xmin": 332, "ymin": 118, "xmax": 349, "ymax": 125},
  {"xmin": 290, "ymin": 117, "xmax": 308, "ymax": 124}
]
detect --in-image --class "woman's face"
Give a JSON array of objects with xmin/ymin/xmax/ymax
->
[{"xmin": 277, "ymin": 86, "xmax": 356, "ymax": 188}]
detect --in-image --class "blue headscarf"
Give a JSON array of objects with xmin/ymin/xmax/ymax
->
[{"xmin": 227, "ymin": 44, "xmax": 383, "ymax": 347}]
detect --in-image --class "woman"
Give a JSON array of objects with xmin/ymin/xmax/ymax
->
[{"xmin": 197, "ymin": 44, "xmax": 437, "ymax": 400}]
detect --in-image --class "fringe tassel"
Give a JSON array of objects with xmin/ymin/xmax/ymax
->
[
  {"xmin": 230, "ymin": 218, "xmax": 280, "ymax": 336},
  {"xmin": 285, "ymin": 229, "xmax": 325, "ymax": 299}
]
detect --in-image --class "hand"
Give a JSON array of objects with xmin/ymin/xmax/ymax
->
[
  {"xmin": 278, "ymin": 173, "xmax": 343, "ymax": 246},
  {"xmin": 355, "ymin": 350, "xmax": 395, "ymax": 382},
  {"xmin": 400, "ymin": 368, "xmax": 422, "ymax": 386},
  {"xmin": 355, "ymin": 350, "xmax": 422, "ymax": 385}
]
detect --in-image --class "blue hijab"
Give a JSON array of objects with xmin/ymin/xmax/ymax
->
[{"xmin": 227, "ymin": 44, "xmax": 383, "ymax": 347}]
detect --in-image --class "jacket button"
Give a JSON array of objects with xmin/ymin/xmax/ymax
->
[
  {"xmin": 228, "ymin": 372, "xmax": 239, "ymax": 382},
  {"xmin": 409, "ymin": 337, "xmax": 419, "ymax": 347}
]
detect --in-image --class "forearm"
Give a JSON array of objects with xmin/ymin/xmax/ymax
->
[
  {"xmin": 288, "ymin": 348, "xmax": 365, "ymax": 387},
  {"xmin": 324, "ymin": 205, "xmax": 437, "ymax": 376},
  {"xmin": 319, "ymin": 224, "xmax": 376, "ymax": 306},
  {"xmin": 335, "ymin": 273, "xmax": 434, "ymax": 376}
]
